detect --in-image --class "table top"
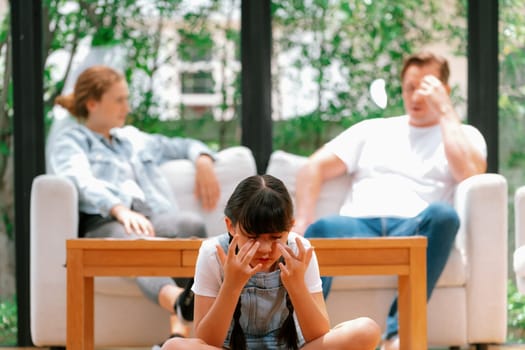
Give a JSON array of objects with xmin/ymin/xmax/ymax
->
[{"xmin": 66, "ymin": 236, "xmax": 427, "ymax": 249}]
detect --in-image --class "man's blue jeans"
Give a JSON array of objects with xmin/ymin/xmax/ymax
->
[{"xmin": 304, "ymin": 202, "xmax": 459, "ymax": 340}]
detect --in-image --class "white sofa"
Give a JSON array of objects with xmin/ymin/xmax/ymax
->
[
  {"xmin": 31, "ymin": 147, "xmax": 508, "ymax": 349},
  {"xmin": 513, "ymin": 186, "xmax": 525, "ymax": 294},
  {"xmin": 30, "ymin": 146, "xmax": 258, "ymax": 347},
  {"xmin": 267, "ymin": 150, "xmax": 508, "ymax": 349}
]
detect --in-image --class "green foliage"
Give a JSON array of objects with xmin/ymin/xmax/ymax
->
[
  {"xmin": 0, "ymin": 296, "xmax": 17, "ymax": 346},
  {"xmin": 270, "ymin": 0, "xmax": 465, "ymax": 153},
  {"xmin": 498, "ymin": 0, "xmax": 525, "ymax": 254},
  {"xmin": 273, "ymin": 0, "xmax": 465, "ymax": 115},
  {"xmin": 273, "ymin": 111, "xmax": 366, "ymax": 155},
  {"xmin": 2, "ymin": 212, "xmax": 13, "ymax": 240},
  {"xmin": 178, "ymin": 22, "xmax": 214, "ymax": 62},
  {"xmin": 128, "ymin": 115, "xmax": 239, "ymax": 152},
  {"xmin": 37, "ymin": 0, "xmax": 468, "ymax": 154},
  {"xmin": 499, "ymin": 0, "xmax": 525, "ymax": 131},
  {"xmin": 508, "ymin": 280, "xmax": 525, "ymax": 343}
]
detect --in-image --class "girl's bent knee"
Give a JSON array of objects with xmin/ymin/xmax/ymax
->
[
  {"xmin": 161, "ymin": 337, "xmax": 184, "ymax": 350},
  {"xmin": 353, "ymin": 317, "xmax": 382, "ymax": 349}
]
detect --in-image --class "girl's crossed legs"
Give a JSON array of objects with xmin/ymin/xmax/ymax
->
[{"xmin": 161, "ymin": 317, "xmax": 381, "ymax": 350}]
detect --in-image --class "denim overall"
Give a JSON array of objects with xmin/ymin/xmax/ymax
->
[{"xmin": 218, "ymin": 234, "xmax": 306, "ymax": 350}]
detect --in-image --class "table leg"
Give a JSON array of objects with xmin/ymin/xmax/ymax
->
[
  {"xmin": 398, "ymin": 274, "xmax": 410, "ymax": 350},
  {"xmin": 397, "ymin": 246, "xmax": 427, "ymax": 350},
  {"xmin": 410, "ymin": 246, "xmax": 427, "ymax": 349},
  {"xmin": 67, "ymin": 248, "xmax": 85, "ymax": 350},
  {"xmin": 85, "ymin": 276, "xmax": 94, "ymax": 350}
]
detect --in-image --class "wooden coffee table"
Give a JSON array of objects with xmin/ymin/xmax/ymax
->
[{"xmin": 66, "ymin": 236, "xmax": 426, "ymax": 350}]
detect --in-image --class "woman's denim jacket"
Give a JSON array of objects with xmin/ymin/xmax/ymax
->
[{"xmin": 49, "ymin": 124, "xmax": 214, "ymax": 217}]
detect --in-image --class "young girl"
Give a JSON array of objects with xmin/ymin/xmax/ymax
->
[{"xmin": 163, "ymin": 174, "xmax": 381, "ymax": 350}]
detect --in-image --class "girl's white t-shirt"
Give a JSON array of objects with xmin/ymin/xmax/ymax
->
[
  {"xmin": 192, "ymin": 232, "xmax": 323, "ymax": 298},
  {"xmin": 325, "ymin": 115, "xmax": 487, "ymax": 218}
]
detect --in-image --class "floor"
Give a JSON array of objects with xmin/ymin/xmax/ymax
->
[{"xmin": 4, "ymin": 345, "xmax": 525, "ymax": 349}]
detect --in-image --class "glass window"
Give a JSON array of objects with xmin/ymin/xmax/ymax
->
[{"xmin": 181, "ymin": 71, "xmax": 215, "ymax": 94}]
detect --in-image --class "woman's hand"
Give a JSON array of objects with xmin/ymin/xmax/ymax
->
[
  {"xmin": 194, "ymin": 154, "xmax": 220, "ymax": 211},
  {"xmin": 278, "ymin": 237, "xmax": 313, "ymax": 290},
  {"xmin": 216, "ymin": 235, "xmax": 262, "ymax": 289},
  {"xmin": 110, "ymin": 204, "xmax": 155, "ymax": 236}
]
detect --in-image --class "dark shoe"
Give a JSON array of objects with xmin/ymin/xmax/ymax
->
[
  {"xmin": 151, "ymin": 333, "xmax": 185, "ymax": 350},
  {"xmin": 172, "ymin": 277, "xmax": 192, "ymax": 288},
  {"xmin": 175, "ymin": 278, "xmax": 194, "ymax": 322}
]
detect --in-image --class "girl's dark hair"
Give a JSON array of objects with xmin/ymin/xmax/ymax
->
[
  {"xmin": 225, "ymin": 174, "xmax": 294, "ymax": 235},
  {"xmin": 54, "ymin": 65, "xmax": 124, "ymax": 121},
  {"xmin": 225, "ymin": 175, "xmax": 298, "ymax": 350}
]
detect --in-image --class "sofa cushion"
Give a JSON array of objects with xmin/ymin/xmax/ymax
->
[{"xmin": 266, "ymin": 150, "xmax": 352, "ymax": 218}]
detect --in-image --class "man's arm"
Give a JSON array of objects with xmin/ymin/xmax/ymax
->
[
  {"xmin": 419, "ymin": 75, "xmax": 487, "ymax": 181},
  {"xmin": 439, "ymin": 112, "xmax": 487, "ymax": 181},
  {"xmin": 294, "ymin": 149, "xmax": 347, "ymax": 235}
]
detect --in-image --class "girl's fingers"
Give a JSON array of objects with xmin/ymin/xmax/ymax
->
[
  {"xmin": 234, "ymin": 235, "xmax": 258, "ymax": 259},
  {"xmin": 295, "ymin": 237, "xmax": 314, "ymax": 265},
  {"xmin": 278, "ymin": 262, "xmax": 289, "ymax": 276},
  {"xmin": 251, "ymin": 263, "xmax": 263, "ymax": 274},
  {"xmin": 227, "ymin": 235, "xmax": 260, "ymax": 271},
  {"xmin": 294, "ymin": 236, "xmax": 306, "ymax": 259},
  {"xmin": 279, "ymin": 240, "xmax": 314, "ymax": 266},
  {"xmin": 278, "ymin": 242, "xmax": 293, "ymax": 261},
  {"xmin": 241, "ymin": 240, "xmax": 260, "ymax": 264},
  {"xmin": 228, "ymin": 235, "xmax": 240, "ymax": 258},
  {"xmin": 303, "ymin": 246, "xmax": 313, "ymax": 266}
]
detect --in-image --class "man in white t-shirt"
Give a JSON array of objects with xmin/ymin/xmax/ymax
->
[{"xmin": 293, "ymin": 51, "xmax": 487, "ymax": 350}]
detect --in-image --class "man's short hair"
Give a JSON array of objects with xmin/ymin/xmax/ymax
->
[{"xmin": 401, "ymin": 52, "xmax": 450, "ymax": 85}]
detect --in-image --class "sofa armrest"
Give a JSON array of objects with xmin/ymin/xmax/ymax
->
[
  {"xmin": 30, "ymin": 174, "xmax": 78, "ymax": 345},
  {"xmin": 266, "ymin": 150, "xmax": 351, "ymax": 218},
  {"xmin": 514, "ymin": 186, "xmax": 525, "ymax": 294},
  {"xmin": 453, "ymin": 173, "xmax": 508, "ymax": 342},
  {"xmin": 514, "ymin": 186, "xmax": 525, "ymax": 251}
]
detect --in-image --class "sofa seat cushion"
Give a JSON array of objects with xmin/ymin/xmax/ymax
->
[
  {"xmin": 330, "ymin": 245, "xmax": 466, "ymax": 290},
  {"xmin": 266, "ymin": 151, "xmax": 352, "ymax": 219}
]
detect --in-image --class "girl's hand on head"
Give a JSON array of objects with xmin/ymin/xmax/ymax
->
[
  {"xmin": 278, "ymin": 237, "xmax": 313, "ymax": 290},
  {"xmin": 216, "ymin": 235, "xmax": 262, "ymax": 288}
]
